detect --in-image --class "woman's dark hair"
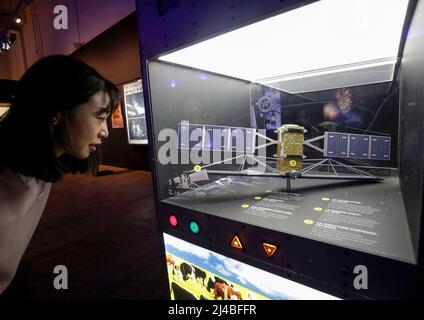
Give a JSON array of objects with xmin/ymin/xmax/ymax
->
[{"xmin": 0, "ymin": 55, "xmax": 119, "ymax": 182}]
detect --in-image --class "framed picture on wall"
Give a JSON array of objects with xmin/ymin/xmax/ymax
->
[
  {"xmin": 0, "ymin": 103, "xmax": 11, "ymax": 118},
  {"xmin": 123, "ymin": 79, "xmax": 148, "ymax": 144},
  {"xmin": 111, "ymin": 100, "xmax": 125, "ymax": 129}
]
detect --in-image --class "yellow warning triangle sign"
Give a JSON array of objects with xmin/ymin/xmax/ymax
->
[
  {"xmin": 231, "ymin": 235, "xmax": 244, "ymax": 250},
  {"xmin": 263, "ymin": 242, "xmax": 278, "ymax": 257}
]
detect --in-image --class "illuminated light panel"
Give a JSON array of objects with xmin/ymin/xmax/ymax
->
[
  {"xmin": 159, "ymin": 0, "xmax": 409, "ymax": 84},
  {"xmin": 231, "ymin": 235, "xmax": 244, "ymax": 250},
  {"xmin": 169, "ymin": 214, "xmax": 179, "ymax": 227},
  {"xmin": 263, "ymin": 242, "xmax": 278, "ymax": 258}
]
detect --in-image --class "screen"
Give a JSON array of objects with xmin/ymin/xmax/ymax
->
[{"xmin": 163, "ymin": 233, "xmax": 340, "ymax": 300}]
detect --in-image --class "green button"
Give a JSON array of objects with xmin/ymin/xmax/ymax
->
[{"xmin": 189, "ymin": 221, "xmax": 200, "ymax": 234}]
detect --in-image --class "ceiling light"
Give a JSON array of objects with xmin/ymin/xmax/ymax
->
[{"xmin": 0, "ymin": 33, "xmax": 17, "ymax": 52}]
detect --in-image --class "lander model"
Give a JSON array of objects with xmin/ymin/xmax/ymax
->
[{"xmin": 169, "ymin": 120, "xmax": 391, "ymax": 193}]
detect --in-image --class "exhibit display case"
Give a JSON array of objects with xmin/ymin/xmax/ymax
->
[{"xmin": 137, "ymin": 0, "xmax": 424, "ymax": 299}]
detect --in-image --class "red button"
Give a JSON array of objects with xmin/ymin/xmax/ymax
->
[{"xmin": 169, "ymin": 214, "xmax": 178, "ymax": 227}]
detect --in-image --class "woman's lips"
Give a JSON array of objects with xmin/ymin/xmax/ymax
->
[{"xmin": 89, "ymin": 144, "xmax": 97, "ymax": 152}]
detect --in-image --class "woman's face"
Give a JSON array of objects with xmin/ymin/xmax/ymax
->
[{"xmin": 55, "ymin": 90, "xmax": 111, "ymax": 159}]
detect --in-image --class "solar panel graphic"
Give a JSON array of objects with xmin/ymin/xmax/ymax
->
[
  {"xmin": 204, "ymin": 125, "xmax": 229, "ymax": 151},
  {"xmin": 178, "ymin": 121, "xmax": 190, "ymax": 149},
  {"xmin": 325, "ymin": 132, "xmax": 348, "ymax": 157},
  {"xmin": 178, "ymin": 122, "xmax": 255, "ymax": 153},
  {"xmin": 325, "ymin": 132, "xmax": 390, "ymax": 160},
  {"xmin": 370, "ymin": 136, "xmax": 391, "ymax": 160},
  {"xmin": 349, "ymin": 134, "xmax": 370, "ymax": 158}
]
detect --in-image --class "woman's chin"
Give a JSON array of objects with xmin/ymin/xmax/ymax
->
[{"xmin": 72, "ymin": 150, "xmax": 91, "ymax": 159}]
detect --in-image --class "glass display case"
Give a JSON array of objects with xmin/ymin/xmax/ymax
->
[
  {"xmin": 149, "ymin": 59, "xmax": 411, "ymax": 260},
  {"xmin": 137, "ymin": 0, "xmax": 424, "ymax": 299}
]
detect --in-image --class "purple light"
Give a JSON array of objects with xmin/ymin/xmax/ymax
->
[{"xmin": 198, "ymin": 73, "xmax": 208, "ymax": 80}]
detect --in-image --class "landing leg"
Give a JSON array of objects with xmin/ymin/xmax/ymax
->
[{"xmin": 286, "ymin": 178, "xmax": 291, "ymax": 193}]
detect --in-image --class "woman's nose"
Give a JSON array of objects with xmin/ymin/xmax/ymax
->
[{"xmin": 100, "ymin": 122, "xmax": 109, "ymax": 139}]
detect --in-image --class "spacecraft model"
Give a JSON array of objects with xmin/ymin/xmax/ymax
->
[{"xmin": 169, "ymin": 121, "xmax": 391, "ymax": 193}]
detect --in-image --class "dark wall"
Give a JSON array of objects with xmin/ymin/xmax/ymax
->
[
  {"xmin": 0, "ymin": 80, "xmax": 18, "ymax": 102},
  {"xmin": 399, "ymin": 0, "xmax": 424, "ymax": 257},
  {"xmin": 71, "ymin": 13, "xmax": 150, "ymax": 171}
]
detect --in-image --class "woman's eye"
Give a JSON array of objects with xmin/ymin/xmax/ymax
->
[{"xmin": 98, "ymin": 117, "xmax": 107, "ymax": 122}]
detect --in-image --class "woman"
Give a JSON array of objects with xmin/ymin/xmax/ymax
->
[{"xmin": 0, "ymin": 55, "xmax": 118, "ymax": 294}]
